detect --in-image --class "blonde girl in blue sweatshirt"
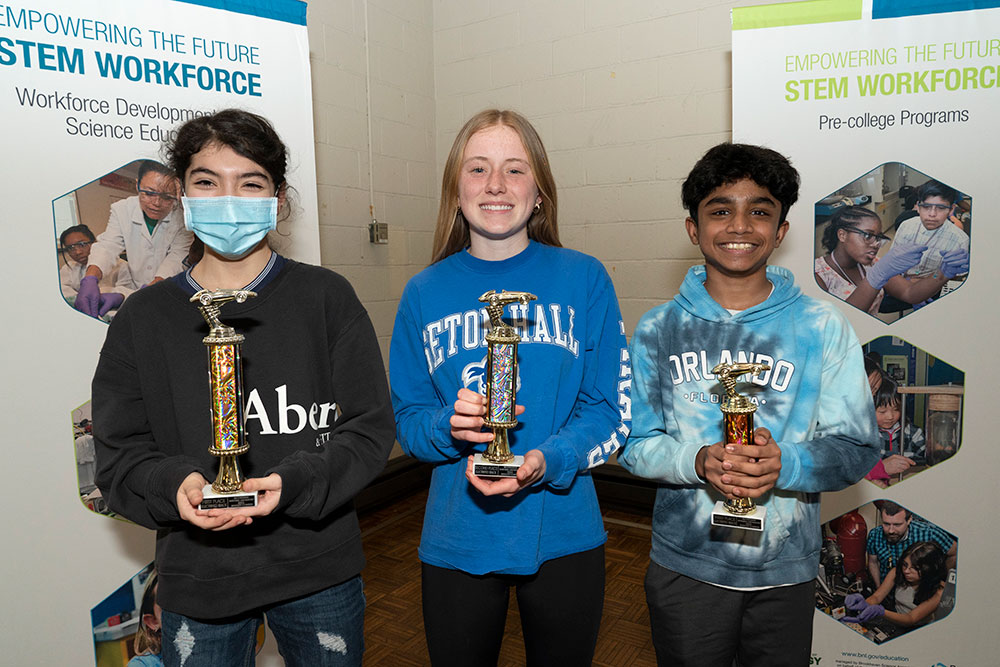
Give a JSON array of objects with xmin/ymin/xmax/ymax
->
[{"xmin": 390, "ymin": 109, "xmax": 630, "ymax": 666}]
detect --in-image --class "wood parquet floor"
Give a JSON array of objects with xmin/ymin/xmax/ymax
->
[{"xmin": 359, "ymin": 490, "xmax": 658, "ymax": 666}]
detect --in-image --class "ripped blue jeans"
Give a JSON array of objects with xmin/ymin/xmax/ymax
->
[{"xmin": 160, "ymin": 575, "xmax": 365, "ymax": 667}]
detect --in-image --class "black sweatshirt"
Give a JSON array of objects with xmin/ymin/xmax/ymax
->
[{"xmin": 93, "ymin": 260, "xmax": 395, "ymax": 619}]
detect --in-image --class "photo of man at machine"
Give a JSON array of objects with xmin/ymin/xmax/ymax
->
[{"xmin": 815, "ymin": 500, "xmax": 957, "ymax": 644}]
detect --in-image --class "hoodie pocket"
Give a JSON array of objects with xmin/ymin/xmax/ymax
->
[{"xmin": 656, "ymin": 489, "xmax": 798, "ymax": 570}]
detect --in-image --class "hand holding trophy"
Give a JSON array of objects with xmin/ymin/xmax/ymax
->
[
  {"xmin": 709, "ymin": 361, "xmax": 770, "ymax": 531},
  {"xmin": 191, "ymin": 288, "xmax": 259, "ymax": 510},
  {"xmin": 472, "ymin": 289, "xmax": 537, "ymax": 478}
]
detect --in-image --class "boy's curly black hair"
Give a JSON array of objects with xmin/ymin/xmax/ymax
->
[{"xmin": 682, "ymin": 143, "xmax": 800, "ymax": 224}]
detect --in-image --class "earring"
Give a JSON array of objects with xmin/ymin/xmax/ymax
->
[{"xmin": 534, "ymin": 202, "xmax": 541, "ymax": 212}]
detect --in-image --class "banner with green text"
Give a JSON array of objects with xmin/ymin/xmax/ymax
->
[{"xmin": 734, "ymin": 1, "xmax": 998, "ymax": 665}]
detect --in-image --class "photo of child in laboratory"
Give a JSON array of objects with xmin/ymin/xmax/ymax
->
[
  {"xmin": 53, "ymin": 160, "xmax": 193, "ymax": 322},
  {"xmin": 91, "ymin": 563, "xmax": 159, "ymax": 666},
  {"xmin": 72, "ymin": 401, "xmax": 117, "ymax": 518},
  {"xmin": 814, "ymin": 163, "xmax": 970, "ymax": 323},
  {"xmin": 815, "ymin": 500, "xmax": 957, "ymax": 644},
  {"xmin": 861, "ymin": 336, "xmax": 964, "ymax": 487}
]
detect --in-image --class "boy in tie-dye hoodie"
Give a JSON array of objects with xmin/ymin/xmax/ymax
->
[{"xmin": 620, "ymin": 143, "xmax": 878, "ymax": 667}]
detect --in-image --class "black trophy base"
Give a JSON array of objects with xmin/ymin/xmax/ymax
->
[
  {"xmin": 711, "ymin": 500, "xmax": 765, "ymax": 531},
  {"xmin": 473, "ymin": 453, "xmax": 524, "ymax": 478},
  {"xmin": 199, "ymin": 483, "xmax": 258, "ymax": 510}
]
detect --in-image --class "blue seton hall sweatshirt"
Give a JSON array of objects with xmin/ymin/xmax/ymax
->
[{"xmin": 391, "ymin": 241, "xmax": 631, "ymax": 575}]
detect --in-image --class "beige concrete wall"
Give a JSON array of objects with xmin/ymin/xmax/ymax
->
[
  {"xmin": 305, "ymin": 1, "xmax": 752, "ymax": 459},
  {"xmin": 306, "ymin": 0, "xmax": 437, "ymax": 367},
  {"xmin": 431, "ymin": 0, "xmax": 753, "ymax": 333},
  {"xmin": 307, "ymin": 0, "xmax": 753, "ymax": 342},
  {"xmin": 307, "ymin": 0, "xmax": 438, "ymax": 459}
]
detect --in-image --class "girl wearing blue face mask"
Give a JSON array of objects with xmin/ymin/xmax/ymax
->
[{"xmin": 91, "ymin": 109, "xmax": 395, "ymax": 667}]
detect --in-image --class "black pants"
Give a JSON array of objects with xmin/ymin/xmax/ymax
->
[
  {"xmin": 421, "ymin": 545, "xmax": 605, "ymax": 667},
  {"xmin": 645, "ymin": 561, "xmax": 814, "ymax": 667}
]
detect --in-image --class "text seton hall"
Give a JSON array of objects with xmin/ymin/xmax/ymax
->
[{"xmin": 422, "ymin": 302, "xmax": 580, "ymax": 373}]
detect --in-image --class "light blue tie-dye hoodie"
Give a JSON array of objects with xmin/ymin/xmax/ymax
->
[{"xmin": 620, "ymin": 265, "xmax": 879, "ymax": 588}]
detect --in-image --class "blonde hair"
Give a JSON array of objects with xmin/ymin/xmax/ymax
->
[
  {"xmin": 431, "ymin": 109, "xmax": 560, "ymax": 263},
  {"xmin": 133, "ymin": 570, "xmax": 161, "ymax": 657}
]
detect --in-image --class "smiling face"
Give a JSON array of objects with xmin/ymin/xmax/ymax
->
[
  {"xmin": 457, "ymin": 124, "xmax": 541, "ymax": 259},
  {"xmin": 837, "ymin": 214, "xmax": 882, "ymax": 266},
  {"xmin": 184, "ymin": 142, "xmax": 280, "ymax": 201},
  {"xmin": 685, "ymin": 178, "xmax": 788, "ymax": 284},
  {"xmin": 917, "ymin": 195, "xmax": 952, "ymax": 231}
]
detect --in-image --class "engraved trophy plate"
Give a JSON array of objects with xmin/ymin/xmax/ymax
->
[
  {"xmin": 472, "ymin": 290, "xmax": 536, "ymax": 478},
  {"xmin": 709, "ymin": 361, "xmax": 770, "ymax": 532},
  {"xmin": 191, "ymin": 289, "xmax": 259, "ymax": 510},
  {"xmin": 471, "ymin": 457, "xmax": 525, "ymax": 478}
]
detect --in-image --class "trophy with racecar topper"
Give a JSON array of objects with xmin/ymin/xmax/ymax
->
[
  {"xmin": 472, "ymin": 289, "xmax": 536, "ymax": 478},
  {"xmin": 192, "ymin": 289, "xmax": 259, "ymax": 510},
  {"xmin": 709, "ymin": 361, "xmax": 770, "ymax": 531}
]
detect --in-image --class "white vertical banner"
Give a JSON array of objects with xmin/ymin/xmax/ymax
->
[
  {"xmin": 0, "ymin": 0, "xmax": 316, "ymax": 662},
  {"xmin": 734, "ymin": 1, "xmax": 999, "ymax": 665}
]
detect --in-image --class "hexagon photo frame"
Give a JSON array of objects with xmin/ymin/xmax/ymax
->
[
  {"xmin": 54, "ymin": 159, "xmax": 195, "ymax": 323},
  {"xmin": 815, "ymin": 500, "xmax": 957, "ymax": 644},
  {"xmin": 814, "ymin": 163, "xmax": 970, "ymax": 323},
  {"xmin": 860, "ymin": 336, "xmax": 964, "ymax": 488}
]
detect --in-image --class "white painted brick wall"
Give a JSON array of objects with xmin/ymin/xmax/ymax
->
[
  {"xmin": 433, "ymin": 1, "xmax": 757, "ymax": 330},
  {"xmin": 306, "ymin": 0, "xmax": 760, "ymax": 373},
  {"xmin": 307, "ymin": 0, "xmax": 436, "ymax": 364}
]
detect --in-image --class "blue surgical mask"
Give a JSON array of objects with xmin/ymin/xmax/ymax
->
[{"xmin": 182, "ymin": 196, "xmax": 277, "ymax": 260}]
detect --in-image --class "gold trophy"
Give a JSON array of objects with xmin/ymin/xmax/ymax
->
[
  {"xmin": 192, "ymin": 289, "xmax": 259, "ymax": 510},
  {"xmin": 472, "ymin": 290, "xmax": 537, "ymax": 478},
  {"xmin": 709, "ymin": 361, "xmax": 770, "ymax": 531}
]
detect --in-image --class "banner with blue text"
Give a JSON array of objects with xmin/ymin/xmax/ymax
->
[{"xmin": 0, "ymin": 1, "xmax": 315, "ymax": 663}]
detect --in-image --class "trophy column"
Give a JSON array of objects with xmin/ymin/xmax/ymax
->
[
  {"xmin": 191, "ymin": 289, "xmax": 259, "ymax": 510},
  {"xmin": 709, "ymin": 361, "xmax": 770, "ymax": 531},
  {"xmin": 472, "ymin": 290, "xmax": 537, "ymax": 478}
]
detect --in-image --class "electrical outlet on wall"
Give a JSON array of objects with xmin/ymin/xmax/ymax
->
[{"xmin": 368, "ymin": 219, "xmax": 388, "ymax": 244}]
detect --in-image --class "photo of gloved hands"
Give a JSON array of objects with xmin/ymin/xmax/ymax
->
[
  {"xmin": 75, "ymin": 276, "xmax": 125, "ymax": 319},
  {"xmin": 841, "ymin": 593, "xmax": 886, "ymax": 623}
]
